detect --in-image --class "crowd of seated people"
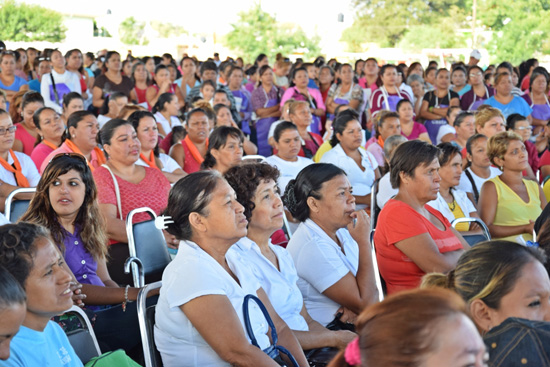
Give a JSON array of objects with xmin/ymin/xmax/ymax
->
[{"xmin": 2, "ymin": 44, "xmax": 550, "ymax": 366}]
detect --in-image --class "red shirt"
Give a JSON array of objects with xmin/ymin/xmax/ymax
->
[{"xmin": 374, "ymin": 199, "xmax": 464, "ymax": 294}]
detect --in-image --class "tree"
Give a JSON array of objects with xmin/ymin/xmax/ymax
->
[
  {"xmin": 0, "ymin": 0, "xmax": 66, "ymax": 42},
  {"xmin": 119, "ymin": 17, "xmax": 148, "ymax": 45},
  {"xmin": 224, "ymin": 4, "xmax": 320, "ymax": 62},
  {"xmin": 151, "ymin": 21, "xmax": 188, "ymax": 39}
]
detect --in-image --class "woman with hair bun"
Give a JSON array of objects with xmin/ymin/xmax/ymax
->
[{"xmin": 284, "ymin": 163, "xmax": 379, "ymax": 327}]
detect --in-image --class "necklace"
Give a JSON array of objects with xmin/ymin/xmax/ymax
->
[{"xmin": 445, "ymin": 190, "xmax": 456, "ymax": 211}]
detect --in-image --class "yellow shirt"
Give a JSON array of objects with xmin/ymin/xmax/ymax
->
[
  {"xmin": 448, "ymin": 200, "xmax": 468, "ymax": 231},
  {"xmin": 490, "ymin": 176, "xmax": 541, "ymax": 243}
]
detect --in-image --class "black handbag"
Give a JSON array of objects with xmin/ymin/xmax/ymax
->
[{"xmin": 243, "ymin": 294, "xmax": 300, "ymax": 367}]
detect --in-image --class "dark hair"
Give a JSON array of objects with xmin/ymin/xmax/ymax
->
[
  {"xmin": 389, "ymin": 140, "xmax": 440, "ymax": 189},
  {"xmin": 171, "ymin": 125, "xmax": 185, "ymax": 145},
  {"xmin": 446, "ymin": 106, "xmax": 461, "ymax": 120},
  {"xmin": 330, "ymin": 109, "xmax": 360, "ymax": 147},
  {"xmin": 283, "ymin": 163, "xmax": 346, "ymax": 222},
  {"xmin": 200, "ymin": 61, "xmax": 218, "ymax": 76},
  {"xmin": 64, "ymin": 49, "xmax": 83, "ymax": 73},
  {"xmin": 130, "ymin": 61, "xmax": 152, "ymax": 86},
  {"xmin": 0, "ymin": 266, "xmax": 26, "ymax": 309},
  {"xmin": 62, "ymin": 92, "xmax": 83, "ymax": 110},
  {"xmin": 67, "ymin": 110, "xmax": 95, "ymax": 131},
  {"xmin": 186, "ymin": 107, "xmax": 207, "ymax": 123},
  {"xmin": 436, "ymin": 142, "xmax": 461, "ymax": 167},
  {"xmin": 496, "ymin": 61, "xmax": 513, "ymax": 75},
  {"xmin": 99, "ymin": 118, "xmax": 131, "ymax": 150},
  {"xmin": 453, "ymin": 111, "xmax": 474, "ymax": 128},
  {"xmin": 201, "ymin": 126, "xmax": 244, "ymax": 170},
  {"xmin": 506, "ymin": 113, "xmax": 528, "ymax": 131},
  {"xmin": 465, "ymin": 133, "xmax": 488, "ymax": 156},
  {"xmin": 200, "ymin": 79, "xmax": 216, "ymax": 90},
  {"xmin": 213, "ymin": 103, "xmax": 231, "ymax": 115},
  {"xmin": 422, "ymin": 241, "xmax": 546, "ymax": 310},
  {"xmin": 152, "ymin": 92, "xmax": 176, "ymax": 114},
  {"xmin": 529, "ymin": 66, "xmax": 549, "ymax": 93},
  {"xmin": 0, "ymin": 223, "xmax": 51, "ymax": 289},
  {"xmin": 32, "ymin": 106, "xmax": 57, "ymax": 130},
  {"xmin": 21, "ymin": 91, "xmax": 44, "ymax": 111},
  {"xmin": 425, "ymin": 66, "xmax": 437, "ymax": 77},
  {"xmin": 396, "ymin": 98, "xmax": 413, "ymax": 112},
  {"xmin": 227, "ymin": 65, "xmax": 243, "ymax": 80},
  {"xmin": 255, "ymin": 53, "xmax": 268, "ymax": 66},
  {"xmin": 102, "ymin": 51, "xmax": 120, "ymax": 73},
  {"xmin": 376, "ymin": 111, "xmax": 400, "ymax": 138},
  {"xmin": 273, "ymin": 121, "xmax": 298, "ymax": 142},
  {"xmin": 378, "ymin": 64, "xmax": 397, "ymax": 87},
  {"xmin": 289, "ymin": 66, "xmax": 308, "ymax": 87},
  {"xmin": 224, "ymin": 163, "xmax": 280, "ymax": 221},
  {"xmin": 162, "ymin": 171, "xmax": 224, "ymax": 240},
  {"xmin": 128, "ymin": 110, "xmax": 159, "ymax": 156},
  {"xmin": 99, "ymin": 91, "xmax": 127, "ymax": 116}
]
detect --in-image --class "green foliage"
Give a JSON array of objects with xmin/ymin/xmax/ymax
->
[
  {"xmin": 151, "ymin": 21, "xmax": 188, "ymax": 39},
  {"xmin": 224, "ymin": 4, "xmax": 320, "ymax": 62},
  {"xmin": 0, "ymin": 0, "xmax": 66, "ymax": 42},
  {"xmin": 119, "ymin": 17, "xmax": 148, "ymax": 45}
]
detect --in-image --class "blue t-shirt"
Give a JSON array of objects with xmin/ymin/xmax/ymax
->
[
  {"xmin": 0, "ymin": 321, "xmax": 83, "ymax": 367},
  {"xmin": 27, "ymin": 79, "xmax": 40, "ymax": 92},
  {"xmin": 308, "ymin": 78, "xmax": 319, "ymax": 90},
  {"xmin": 0, "ymin": 76, "xmax": 27, "ymax": 110},
  {"xmin": 482, "ymin": 96, "xmax": 533, "ymax": 119}
]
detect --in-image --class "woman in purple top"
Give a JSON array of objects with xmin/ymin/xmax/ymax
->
[{"xmin": 20, "ymin": 153, "xmax": 154, "ymax": 354}]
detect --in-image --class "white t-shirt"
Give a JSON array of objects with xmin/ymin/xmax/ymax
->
[
  {"xmin": 265, "ymin": 155, "xmax": 313, "ymax": 193},
  {"xmin": 286, "ymin": 219, "xmax": 359, "ymax": 326},
  {"xmin": 320, "ymin": 144, "xmax": 378, "ymax": 209},
  {"xmin": 456, "ymin": 166, "xmax": 502, "ymax": 197},
  {"xmin": 436, "ymin": 124, "xmax": 456, "ymax": 145},
  {"xmin": 231, "ymin": 237, "xmax": 309, "ymax": 331},
  {"xmin": 40, "ymin": 70, "xmax": 82, "ymax": 113},
  {"xmin": 97, "ymin": 114, "xmax": 110, "ymax": 128},
  {"xmin": 154, "ymin": 112, "xmax": 182, "ymax": 135},
  {"xmin": 376, "ymin": 172, "xmax": 398, "ymax": 210},
  {"xmin": 0, "ymin": 151, "xmax": 40, "ymax": 188},
  {"xmin": 427, "ymin": 190, "xmax": 477, "ymax": 225},
  {"xmin": 136, "ymin": 153, "xmax": 180, "ymax": 173},
  {"xmin": 154, "ymin": 240, "xmax": 269, "ymax": 367}
]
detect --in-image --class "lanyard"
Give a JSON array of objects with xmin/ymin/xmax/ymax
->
[{"xmin": 380, "ymin": 85, "xmax": 403, "ymax": 110}]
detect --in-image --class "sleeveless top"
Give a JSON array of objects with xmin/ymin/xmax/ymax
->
[
  {"xmin": 489, "ymin": 176, "xmax": 541, "ymax": 243},
  {"xmin": 181, "ymin": 140, "xmax": 201, "ymax": 174}
]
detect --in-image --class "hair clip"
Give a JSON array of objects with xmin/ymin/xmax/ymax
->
[
  {"xmin": 155, "ymin": 215, "xmax": 174, "ymax": 230},
  {"xmin": 526, "ymin": 240, "xmax": 539, "ymax": 248}
]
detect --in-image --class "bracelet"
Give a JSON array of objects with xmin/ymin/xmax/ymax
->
[
  {"xmin": 428, "ymin": 106, "xmax": 434, "ymax": 112},
  {"xmin": 122, "ymin": 285, "xmax": 130, "ymax": 312}
]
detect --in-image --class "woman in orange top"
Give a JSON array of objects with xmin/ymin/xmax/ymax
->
[
  {"xmin": 170, "ymin": 108, "xmax": 209, "ymax": 174},
  {"xmin": 40, "ymin": 110, "xmax": 106, "ymax": 173}
]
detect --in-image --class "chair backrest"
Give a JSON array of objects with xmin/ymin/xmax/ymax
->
[
  {"xmin": 369, "ymin": 179, "xmax": 381, "ymax": 232},
  {"xmin": 242, "ymin": 155, "xmax": 267, "ymax": 163},
  {"xmin": 4, "ymin": 187, "xmax": 35, "ymax": 222},
  {"xmin": 137, "ymin": 281, "xmax": 163, "ymax": 367},
  {"xmin": 126, "ymin": 207, "xmax": 171, "ymax": 287},
  {"xmin": 64, "ymin": 305, "xmax": 102, "ymax": 364},
  {"xmin": 451, "ymin": 217, "xmax": 492, "ymax": 246},
  {"xmin": 369, "ymin": 229, "xmax": 385, "ymax": 302},
  {"xmin": 282, "ymin": 210, "xmax": 293, "ymax": 240}
]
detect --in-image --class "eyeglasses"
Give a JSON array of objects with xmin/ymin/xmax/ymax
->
[
  {"xmin": 37, "ymin": 56, "xmax": 51, "ymax": 62},
  {"xmin": 469, "ymin": 73, "xmax": 483, "ymax": 77},
  {"xmin": 0, "ymin": 126, "xmax": 16, "ymax": 135},
  {"xmin": 514, "ymin": 126, "xmax": 532, "ymax": 132}
]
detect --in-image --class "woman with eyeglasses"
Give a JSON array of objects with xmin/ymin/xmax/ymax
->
[
  {"xmin": 0, "ymin": 108, "xmax": 40, "ymax": 213},
  {"xmin": 460, "ymin": 66, "xmax": 494, "ymax": 112},
  {"xmin": 0, "ymin": 51, "xmax": 29, "ymax": 109}
]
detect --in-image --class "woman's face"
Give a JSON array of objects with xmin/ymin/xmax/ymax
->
[
  {"xmin": 106, "ymin": 53, "xmax": 121, "ymax": 72},
  {"xmin": 64, "ymin": 98, "xmax": 84, "ymax": 117},
  {"xmin": 133, "ymin": 64, "xmax": 147, "ymax": 82},
  {"xmin": 319, "ymin": 67, "xmax": 334, "ymax": 85},
  {"xmin": 70, "ymin": 115, "xmax": 100, "ymax": 151},
  {"xmin": 456, "ymin": 115, "xmax": 475, "ymax": 140},
  {"xmin": 66, "ymin": 51, "xmax": 83, "ymax": 70},
  {"xmin": 496, "ymin": 75, "xmax": 513, "ymax": 96},
  {"xmin": 337, "ymin": 120, "xmax": 363, "ymax": 151},
  {"xmin": 531, "ymin": 74, "xmax": 548, "ymax": 94},
  {"xmin": 257, "ymin": 56, "xmax": 269, "ymax": 68},
  {"xmin": 340, "ymin": 65, "xmax": 353, "ymax": 84},
  {"xmin": 469, "ymin": 69, "xmax": 484, "ymax": 86},
  {"xmin": 38, "ymin": 60, "xmax": 52, "ymax": 78},
  {"xmin": 187, "ymin": 112, "xmax": 209, "ymax": 143},
  {"xmin": 25, "ymin": 237, "xmax": 74, "ymax": 327},
  {"xmin": 290, "ymin": 104, "xmax": 312, "ymax": 128},
  {"xmin": 500, "ymin": 138, "xmax": 528, "ymax": 171},
  {"xmin": 155, "ymin": 69, "xmax": 170, "ymax": 86},
  {"xmin": 145, "ymin": 58, "xmax": 155, "ymax": 74},
  {"xmin": 512, "ymin": 71, "xmax": 519, "ymax": 86},
  {"xmin": 363, "ymin": 60, "xmax": 379, "ymax": 77},
  {"xmin": 49, "ymin": 169, "xmax": 86, "ymax": 222},
  {"xmin": 123, "ymin": 61, "xmax": 132, "ymax": 76},
  {"xmin": 108, "ymin": 96, "xmax": 128, "ymax": 117},
  {"xmin": 477, "ymin": 116, "xmax": 505, "ymax": 137},
  {"xmin": 182, "ymin": 59, "xmax": 196, "ymax": 76},
  {"xmin": 403, "ymin": 157, "xmax": 441, "ymax": 203},
  {"xmin": 409, "ymin": 81, "xmax": 424, "ymax": 98},
  {"xmin": 275, "ymin": 128, "xmax": 301, "ymax": 161},
  {"xmin": 436, "ymin": 70, "xmax": 451, "ymax": 90},
  {"xmin": 381, "ymin": 67, "xmax": 397, "ymax": 87},
  {"xmin": 0, "ymin": 303, "xmax": 26, "ymax": 361},
  {"xmin": 0, "ymin": 113, "xmax": 15, "ymax": 153},
  {"xmin": 355, "ymin": 61, "xmax": 365, "ymax": 75},
  {"xmin": 439, "ymin": 153, "xmax": 463, "ymax": 188},
  {"xmin": 487, "ymin": 260, "xmax": 550, "ymax": 328},
  {"xmin": 211, "ymin": 135, "xmax": 243, "ymax": 173},
  {"xmin": 17, "ymin": 51, "xmax": 27, "ymax": 68},
  {"xmin": 426, "ymin": 69, "xmax": 436, "ymax": 84},
  {"xmin": 468, "ymin": 138, "xmax": 490, "ymax": 169},
  {"xmin": 38, "ymin": 109, "xmax": 64, "ymax": 142},
  {"xmin": 0, "ymin": 55, "xmax": 15, "ymax": 75},
  {"xmin": 136, "ymin": 116, "xmax": 159, "ymax": 151},
  {"xmin": 512, "ymin": 119, "xmax": 532, "ymax": 142},
  {"xmin": 216, "ymin": 107, "xmax": 232, "ymax": 127},
  {"xmin": 105, "ymin": 124, "xmax": 141, "ymax": 165},
  {"xmin": 249, "ymin": 179, "xmax": 284, "ymax": 235},
  {"xmin": 228, "ymin": 70, "xmax": 243, "ymax": 89},
  {"xmin": 424, "ymin": 314, "xmax": 488, "ymax": 367},
  {"xmin": 293, "ymin": 70, "xmax": 309, "ymax": 88},
  {"xmin": 50, "ymin": 51, "xmax": 65, "ymax": 70},
  {"xmin": 451, "ymin": 70, "xmax": 466, "ymax": 88},
  {"xmin": 379, "ymin": 117, "xmax": 401, "ymax": 141},
  {"xmin": 164, "ymin": 96, "xmax": 180, "ymax": 116},
  {"xmin": 410, "ymin": 64, "xmax": 424, "ymax": 76},
  {"xmin": 447, "ymin": 109, "xmax": 461, "ymax": 126},
  {"xmin": 398, "ymin": 101, "xmax": 415, "ymax": 122},
  {"xmin": 312, "ymin": 174, "xmax": 356, "ymax": 229},
  {"xmin": 260, "ymin": 68, "xmax": 274, "ymax": 86},
  {"xmin": 22, "ymin": 101, "xmax": 44, "ymax": 125},
  {"xmin": 201, "ymin": 179, "xmax": 248, "ymax": 242}
]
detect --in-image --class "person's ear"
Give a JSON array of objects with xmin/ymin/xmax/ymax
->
[
  {"xmin": 307, "ymin": 196, "xmax": 320, "ymax": 214},
  {"xmin": 399, "ymin": 171, "xmax": 410, "ymax": 185},
  {"xmin": 469, "ymin": 299, "xmax": 496, "ymax": 334},
  {"xmin": 493, "ymin": 156, "xmax": 504, "ymax": 170},
  {"xmin": 210, "ymin": 148, "xmax": 221, "ymax": 161},
  {"xmin": 188, "ymin": 212, "xmax": 206, "ymax": 233},
  {"xmin": 102, "ymin": 143, "xmax": 111, "ymax": 156}
]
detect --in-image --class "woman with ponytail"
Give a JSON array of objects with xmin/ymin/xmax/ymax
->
[{"xmin": 327, "ymin": 288, "xmax": 487, "ymax": 367}]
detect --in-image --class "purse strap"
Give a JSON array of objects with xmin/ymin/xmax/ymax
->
[
  {"xmin": 242, "ymin": 294, "xmax": 299, "ymax": 367},
  {"xmin": 50, "ymin": 73, "xmax": 60, "ymax": 105},
  {"xmin": 101, "ymin": 164, "xmax": 123, "ymax": 220}
]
